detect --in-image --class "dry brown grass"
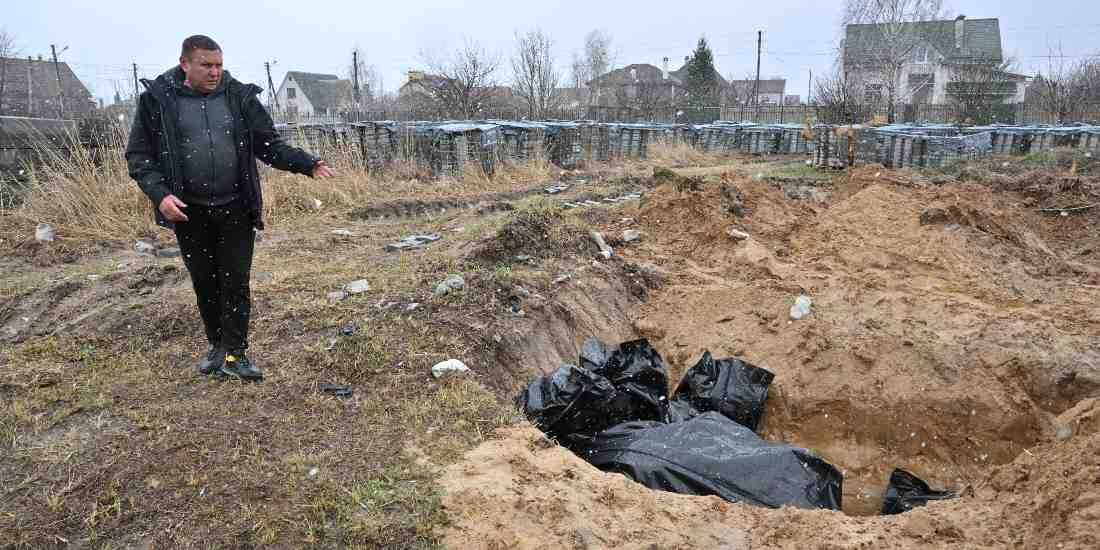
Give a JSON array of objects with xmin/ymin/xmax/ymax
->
[
  {"xmin": 1, "ymin": 127, "xmax": 160, "ymax": 243},
  {"xmin": 1, "ymin": 131, "xmax": 554, "ymax": 248},
  {"xmin": 646, "ymin": 141, "xmax": 729, "ymax": 167}
]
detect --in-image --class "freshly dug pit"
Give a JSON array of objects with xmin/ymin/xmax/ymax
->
[{"xmin": 442, "ymin": 164, "xmax": 1100, "ymax": 548}]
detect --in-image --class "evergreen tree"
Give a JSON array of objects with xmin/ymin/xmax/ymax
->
[{"xmin": 685, "ymin": 37, "xmax": 719, "ymax": 107}]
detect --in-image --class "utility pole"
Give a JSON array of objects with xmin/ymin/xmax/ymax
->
[
  {"xmin": 26, "ymin": 56, "xmax": 33, "ymax": 117},
  {"xmin": 50, "ymin": 44, "xmax": 66, "ymax": 119},
  {"xmin": 133, "ymin": 63, "xmax": 140, "ymax": 99},
  {"xmin": 807, "ymin": 69, "xmax": 812, "ymax": 106},
  {"xmin": 351, "ymin": 49, "xmax": 361, "ymax": 107},
  {"xmin": 753, "ymin": 31, "xmax": 762, "ymax": 122},
  {"xmin": 264, "ymin": 61, "xmax": 280, "ymax": 111}
]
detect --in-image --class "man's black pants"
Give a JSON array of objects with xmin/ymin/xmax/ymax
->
[{"xmin": 174, "ymin": 200, "xmax": 255, "ymax": 352}]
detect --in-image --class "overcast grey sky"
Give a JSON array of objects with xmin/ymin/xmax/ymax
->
[{"xmin": 6, "ymin": 0, "xmax": 1100, "ymax": 105}]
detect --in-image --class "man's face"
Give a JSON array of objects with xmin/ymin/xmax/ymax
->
[{"xmin": 180, "ymin": 48, "xmax": 223, "ymax": 93}]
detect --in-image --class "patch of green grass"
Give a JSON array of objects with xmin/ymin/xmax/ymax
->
[
  {"xmin": 764, "ymin": 160, "xmax": 831, "ymax": 182},
  {"xmin": 335, "ymin": 465, "xmax": 447, "ymax": 549}
]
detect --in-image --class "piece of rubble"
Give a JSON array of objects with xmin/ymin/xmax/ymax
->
[
  {"xmin": 156, "ymin": 247, "xmax": 181, "ymax": 258},
  {"xmin": 589, "ymin": 231, "xmax": 612, "ymax": 259},
  {"xmin": 134, "ymin": 240, "xmax": 157, "ymax": 256},
  {"xmin": 431, "ymin": 359, "xmax": 471, "ymax": 378},
  {"xmin": 727, "ymin": 228, "xmax": 750, "ymax": 241},
  {"xmin": 331, "ymin": 229, "xmax": 355, "ymax": 237},
  {"xmin": 35, "ymin": 223, "xmax": 55, "ymax": 243},
  {"xmin": 327, "ymin": 290, "xmax": 348, "ymax": 301},
  {"xmin": 384, "ymin": 233, "xmax": 441, "ymax": 252},
  {"xmin": 434, "ymin": 274, "xmax": 466, "ymax": 297},
  {"xmin": 790, "ymin": 295, "xmax": 813, "ymax": 320},
  {"xmin": 623, "ymin": 230, "xmax": 643, "ymax": 242}
]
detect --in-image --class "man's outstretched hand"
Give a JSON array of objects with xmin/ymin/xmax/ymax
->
[
  {"xmin": 158, "ymin": 195, "xmax": 189, "ymax": 222},
  {"xmin": 312, "ymin": 160, "xmax": 336, "ymax": 178}
]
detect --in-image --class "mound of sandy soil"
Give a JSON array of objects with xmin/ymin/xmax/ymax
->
[
  {"xmin": 440, "ymin": 423, "xmax": 1100, "ymax": 549},
  {"xmin": 440, "ymin": 165, "xmax": 1100, "ymax": 549}
]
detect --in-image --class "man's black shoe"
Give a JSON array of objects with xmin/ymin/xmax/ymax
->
[
  {"xmin": 220, "ymin": 351, "xmax": 263, "ymax": 381},
  {"xmin": 197, "ymin": 345, "xmax": 226, "ymax": 376}
]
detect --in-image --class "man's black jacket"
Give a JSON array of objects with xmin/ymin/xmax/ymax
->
[{"xmin": 125, "ymin": 67, "xmax": 318, "ymax": 229}]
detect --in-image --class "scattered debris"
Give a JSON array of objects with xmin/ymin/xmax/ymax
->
[
  {"xmin": 344, "ymin": 280, "xmax": 371, "ymax": 295},
  {"xmin": 790, "ymin": 295, "xmax": 813, "ymax": 320},
  {"xmin": 319, "ymin": 384, "xmax": 353, "ymax": 398},
  {"xmin": 434, "ymin": 275, "xmax": 466, "ymax": 297},
  {"xmin": 515, "ymin": 254, "xmax": 534, "ymax": 262},
  {"xmin": 1039, "ymin": 203, "xmax": 1098, "ymax": 216},
  {"xmin": 156, "ymin": 247, "xmax": 181, "ymax": 259},
  {"xmin": 339, "ymin": 324, "xmax": 358, "ymax": 336},
  {"xmin": 622, "ymin": 229, "xmax": 643, "ymax": 242},
  {"xmin": 881, "ymin": 469, "xmax": 958, "ymax": 514},
  {"xmin": 34, "ymin": 223, "xmax": 55, "ymax": 243},
  {"xmin": 553, "ymin": 274, "xmax": 571, "ymax": 285},
  {"xmin": 331, "ymin": 229, "xmax": 356, "ymax": 237},
  {"xmin": 432, "ymin": 359, "xmax": 471, "ymax": 378},
  {"xmin": 326, "ymin": 290, "xmax": 348, "ymax": 302},
  {"xmin": 134, "ymin": 240, "xmax": 157, "ymax": 256},
  {"xmin": 384, "ymin": 233, "xmax": 441, "ymax": 252},
  {"xmin": 545, "ymin": 183, "xmax": 570, "ymax": 194},
  {"xmin": 405, "ymin": 302, "xmax": 420, "ymax": 312},
  {"xmin": 589, "ymin": 231, "xmax": 612, "ymax": 259}
]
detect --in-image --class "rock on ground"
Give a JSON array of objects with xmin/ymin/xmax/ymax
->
[{"xmin": 435, "ymin": 275, "xmax": 466, "ymax": 297}]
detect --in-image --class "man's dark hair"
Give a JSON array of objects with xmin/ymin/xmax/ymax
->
[{"xmin": 181, "ymin": 35, "xmax": 221, "ymax": 59}]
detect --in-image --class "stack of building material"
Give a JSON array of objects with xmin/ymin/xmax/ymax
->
[
  {"xmin": 544, "ymin": 122, "xmax": 585, "ymax": 169},
  {"xmin": 493, "ymin": 121, "xmax": 548, "ymax": 164}
]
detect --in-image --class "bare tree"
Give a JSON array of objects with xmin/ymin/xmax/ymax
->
[
  {"xmin": 842, "ymin": 0, "xmax": 948, "ymax": 122},
  {"xmin": 571, "ymin": 30, "xmax": 612, "ymax": 106},
  {"xmin": 512, "ymin": 29, "xmax": 561, "ymax": 119},
  {"xmin": 611, "ymin": 79, "xmax": 675, "ymax": 121},
  {"xmin": 1033, "ymin": 46, "xmax": 1098, "ymax": 124},
  {"xmin": 814, "ymin": 67, "xmax": 864, "ymax": 124},
  {"xmin": 0, "ymin": 29, "xmax": 16, "ymax": 115},
  {"xmin": 945, "ymin": 59, "xmax": 1019, "ymax": 124},
  {"xmin": 419, "ymin": 41, "xmax": 501, "ymax": 119}
]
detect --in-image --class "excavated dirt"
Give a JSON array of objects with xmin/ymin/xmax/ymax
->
[{"xmin": 441, "ymin": 165, "xmax": 1100, "ymax": 548}]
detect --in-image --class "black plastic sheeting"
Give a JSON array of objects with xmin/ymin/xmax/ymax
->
[
  {"xmin": 570, "ymin": 412, "xmax": 843, "ymax": 510},
  {"xmin": 881, "ymin": 469, "xmax": 958, "ymax": 515},
  {"xmin": 671, "ymin": 351, "xmax": 775, "ymax": 431},
  {"xmin": 517, "ymin": 337, "xmax": 843, "ymax": 511}
]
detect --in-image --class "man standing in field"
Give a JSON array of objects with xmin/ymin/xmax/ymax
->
[{"xmin": 126, "ymin": 35, "xmax": 335, "ymax": 381}]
